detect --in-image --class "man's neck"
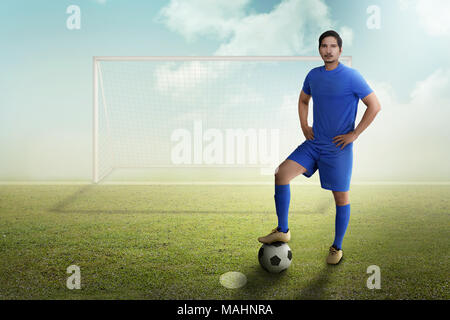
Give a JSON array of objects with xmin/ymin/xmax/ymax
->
[{"xmin": 324, "ymin": 61, "xmax": 339, "ymax": 71}]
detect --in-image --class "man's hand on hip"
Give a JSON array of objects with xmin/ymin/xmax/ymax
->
[
  {"xmin": 302, "ymin": 126, "xmax": 314, "ymax": 140},
  {"xmin": 333, "ymin": 131, "xmax": 358, "ymax": 149}
]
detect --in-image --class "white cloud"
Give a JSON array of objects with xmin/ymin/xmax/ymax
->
[
  {"xmin": 153, "ymin": 60, "xmax": 244, "ymax": 106},
  {"xmin": 354, "ymin": 68, "xmax": 450, "ymax": 180},
  {"xmin": 155, "ymin": 61, "xmax": 224, "ymax": 95},
  {"xmin": 156, "ymin": 0, "xmax": 249, "ymax": 42},
  {"xmin": 157, "ymin": 0, "xmax": 352, "ymax": 55},
  {"xmin": 397, "ymin": 0, "xmax": 411, "ymax": 11},
  {"xmin": 416, "ymin": 0, "xmax": 450, "ymax": 36},
  {"xmin": 338, "ymin": 26, "xmax": 353, "ymax": 48},
  {"xmin": 410, "ymin": 68, "xmax": 450, "ymax": 104},
  {"xmin": 215, "ymin": 0, "xmax": 333, "ymax": 55}
]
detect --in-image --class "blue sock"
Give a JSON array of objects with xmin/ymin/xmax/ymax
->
[
  {"xmin": 274, "ymin": 184, "xmax": 290, "ymax": 233},
  {"xmin": 333, "ymin": 203, "xmax": 351, "ymax": 250}
]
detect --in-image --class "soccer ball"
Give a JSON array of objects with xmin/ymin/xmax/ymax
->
[{"xmin": 258, "ymin": 242, "xmax": 292, "ymax": 273}]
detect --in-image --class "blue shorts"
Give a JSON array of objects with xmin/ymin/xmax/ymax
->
[{"xmin": 286, "ymin": 140, "xmax": 353, "ymax": 192}]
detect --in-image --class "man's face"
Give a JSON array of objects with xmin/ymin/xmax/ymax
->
[{"xmin": 319, "ymin": 36, "xmax": 342, "ymax": 64}]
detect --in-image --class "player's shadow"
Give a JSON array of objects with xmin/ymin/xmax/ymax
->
[
  {"xmin": 295, "ymin": 262, "xmax": 343, "ymax": 300},
  {"xmin": 49, "ymin": 185, "xmax": 94, "ymax": 213},
  {"xmin": 299, "ymin": 197, "xmax": 335, "ymax": 215},
  {"xmin": 231, "ymin": 265, "xmax": 290, "ymax": 300},
  {"xmin": 49, "ymin": 185, "xmax": 268, "ymax": 215},
  {"xmin": 232, "ymin": 259, "xmax": 342, "ymax": 300},
  {"xmin": 50, "ymin": 184, "xmax": 334, "ymax": 216}
]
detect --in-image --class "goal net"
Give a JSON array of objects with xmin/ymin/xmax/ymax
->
[{"xmin": 93, "ymin": 56, "xmax": 352, "ymax": 184}]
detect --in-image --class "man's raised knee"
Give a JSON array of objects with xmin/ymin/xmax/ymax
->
[{"xmin": 274, "ymin": 166, "xmax": 289, "ymax": 185}]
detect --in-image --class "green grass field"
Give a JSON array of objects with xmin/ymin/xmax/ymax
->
[{"xmin": 0, "ymin": 184, "xmax": 448, "ymax": 300}]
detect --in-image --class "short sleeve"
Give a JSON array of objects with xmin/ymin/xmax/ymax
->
[
  {"xmin": 352, "ymin": 70, "xmax": 373, "ymax": 99},
  {"xmin": 302, "ymin": 71, "xmax": 311, "ymax": 95}
]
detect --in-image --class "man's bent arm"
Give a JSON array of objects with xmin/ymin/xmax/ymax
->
[
  {"xmin": 298, "ymin": 90, "xmax": 311, "ymax": 129},
  {"xmin": 353, "ymin": 92, "xmax": 381, "ymax": 137}
]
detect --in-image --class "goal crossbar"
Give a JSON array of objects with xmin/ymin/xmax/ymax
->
[{"xmin": 94, "ymin": 56, "xmax": 352, "ymax": 63}]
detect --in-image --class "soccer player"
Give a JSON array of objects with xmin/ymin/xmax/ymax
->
[{"xmin": 258, "ymin": 30, "xmax": 381, "ymax": 265}]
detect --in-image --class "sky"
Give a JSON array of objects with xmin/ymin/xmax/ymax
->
[{"xmin": 1, "ymin": 0, "xmax": 449, "ymax": 182}]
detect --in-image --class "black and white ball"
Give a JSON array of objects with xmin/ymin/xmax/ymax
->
[{"xmin": 258, "ymin": 242, "xmax": 292, "ymax": 273}]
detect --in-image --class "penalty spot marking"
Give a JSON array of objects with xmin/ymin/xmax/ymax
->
[{"xmin": 219, "ymin": 271, "xmax": 247, "ymax": 289}]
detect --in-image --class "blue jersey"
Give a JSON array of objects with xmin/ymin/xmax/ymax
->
[{"xmin": 302, "ymin": 62, "xmax": 373, "ymax": 146}]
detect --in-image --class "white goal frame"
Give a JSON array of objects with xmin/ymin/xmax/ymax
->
[{"xmin": 92, "ymin": 56, "xmax": 352, "ymax": 184}]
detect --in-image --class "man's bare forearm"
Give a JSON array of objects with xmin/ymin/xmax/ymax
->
[
  {"xmin": 298, "ymin": 100, "xmax": 309, "ymax": 129},
  {"xmin": 353, "ymin": 105, "xmax": 380, "ymax": 137}
]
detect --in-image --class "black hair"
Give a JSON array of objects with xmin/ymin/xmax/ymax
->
[{"xmin": 318, "ymin": 30, "xmax": 342, "ymax": 50}]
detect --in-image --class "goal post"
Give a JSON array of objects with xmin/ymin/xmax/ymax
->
[{"xmin": 93, "ymin": 56, "xmax": 352, "ymax": 184}]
